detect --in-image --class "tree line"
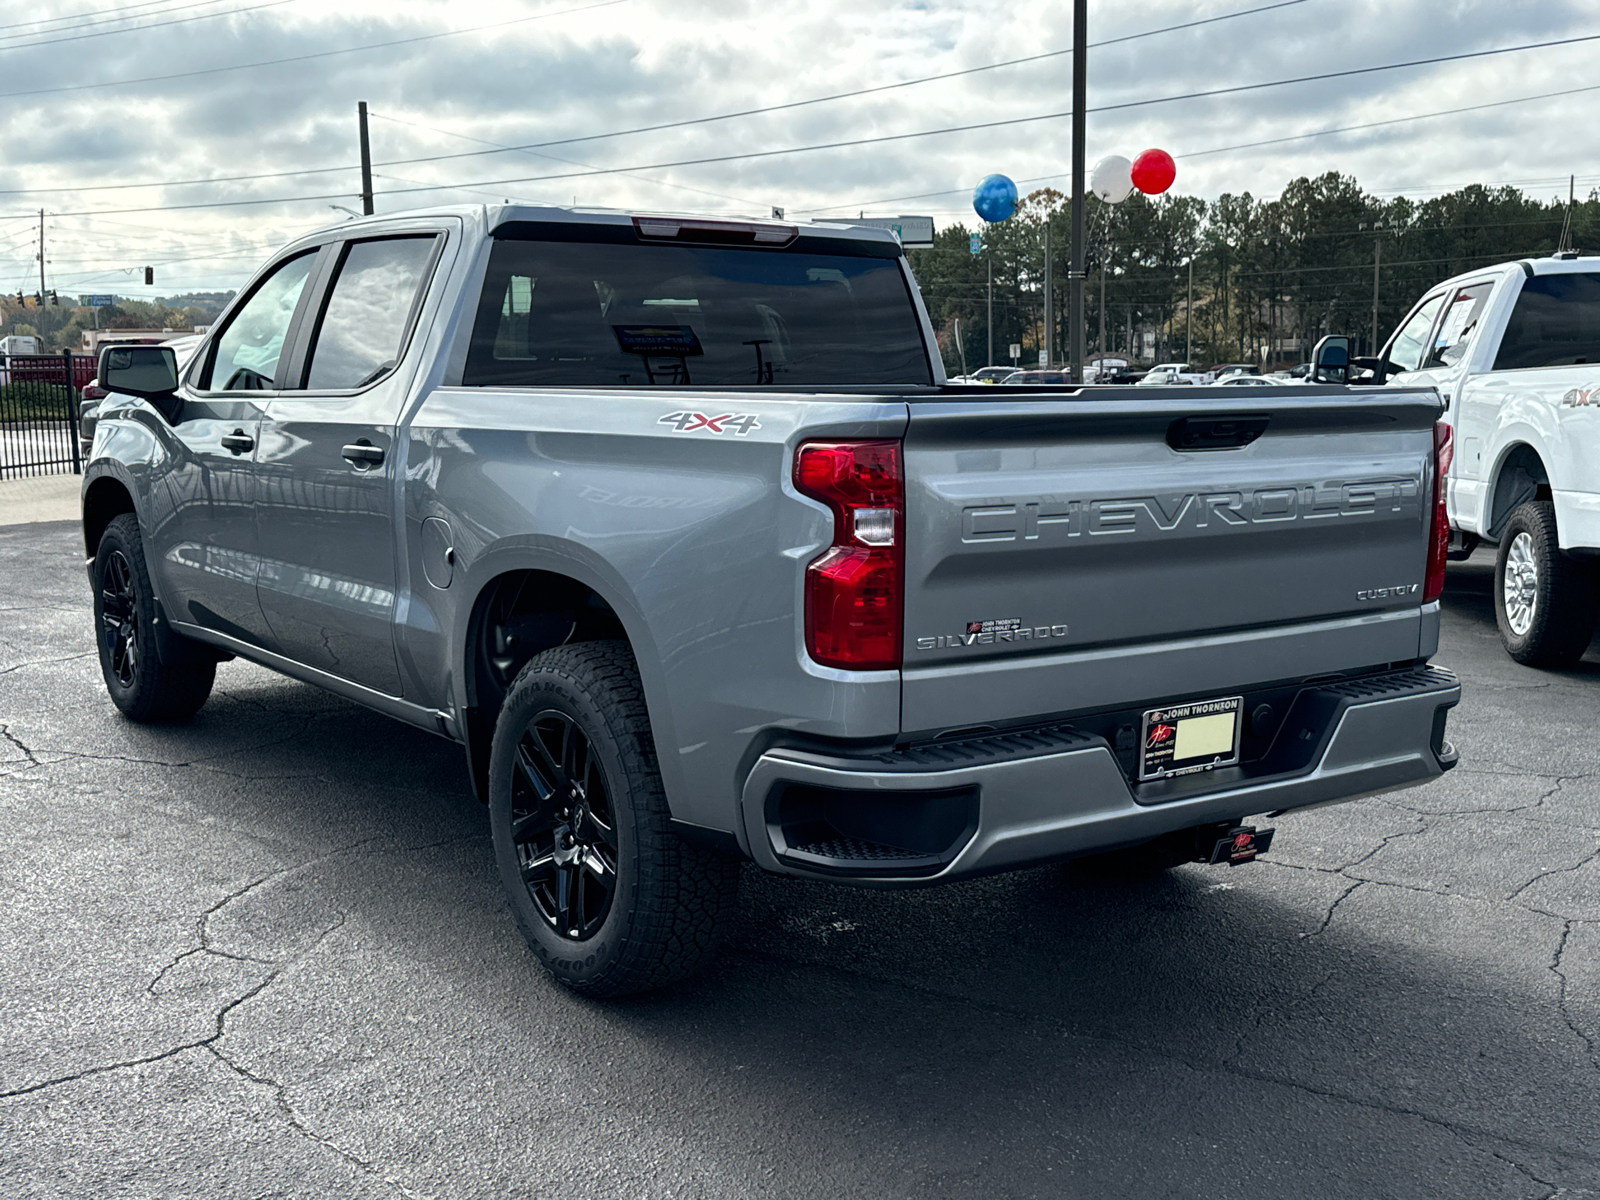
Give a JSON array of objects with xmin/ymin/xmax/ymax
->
[
  {"xmin": 907, "ymin": 172, "xmax": 1600, "ymax": 375},
  {"xmin": 0, "ymin": 292, "xmax": 234, "ymax": 352}
]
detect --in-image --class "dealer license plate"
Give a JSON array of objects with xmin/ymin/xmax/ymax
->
[{"xmin": 1138, "ymin": 695, "xmax": 1243, "ymax": 782}]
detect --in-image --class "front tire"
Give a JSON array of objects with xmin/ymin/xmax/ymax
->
[
  {"xmin": 1494, "ymin": 500, "xmax": 1599, "ymax": 666},
  {"xmin": 93, "ymin": 513, "xmax": 216, "ymax": 721},
  {"xmin": 488, "ymin": 641, "xmax": 739, "ymax": 997}
]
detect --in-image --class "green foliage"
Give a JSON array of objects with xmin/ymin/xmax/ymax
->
[
  {"xmin": 0, "ymin": 382, "xmax": 73, "ymax": 420},
  {"xmin": 1, "ymin": 291, "xmax": 234, "ymax": 352},
  {"xmin": 910, "ymin": 173, "xmax": 1597, "ymax": 374}
]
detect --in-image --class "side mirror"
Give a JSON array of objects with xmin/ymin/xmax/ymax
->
[
  {"xmin": 1309, "ymin": 334, "xmax": 1350, "ymax": 384},
  {"xmin": 100, "ymin": 345, "xmax": 181, "ymax": 423}
]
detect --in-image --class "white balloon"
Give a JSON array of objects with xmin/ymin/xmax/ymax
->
[{"xmin": 1091, "ymin": 155, "xmax": 1134, "ymax": 204}]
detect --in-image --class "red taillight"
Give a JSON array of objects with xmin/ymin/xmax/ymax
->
[
  {"xmin": 794, "ymin": 440, "xmax": 904, "ymax": 670},
  {"xmin": 1424, "ymin": 421, "xmax": 1453, "ymax": 602}
]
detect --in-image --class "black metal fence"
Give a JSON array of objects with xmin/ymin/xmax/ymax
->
[{"xmin": 0, "ymin": 352, "xmax": 84, "ymax": 479}]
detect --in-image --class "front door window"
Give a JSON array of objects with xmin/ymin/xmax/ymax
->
[
  {"xmin": 203, "ymin": 251, "xmax": 317, "ymax": 391},
  {"xmin": 1385, "ymin": 292, "xmax": 1445, "ymax": 375}
]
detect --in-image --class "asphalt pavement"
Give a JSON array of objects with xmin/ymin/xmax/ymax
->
[{"xmin": 1, "ymin": 518, "xmax": 1597, "ymax": 1199}]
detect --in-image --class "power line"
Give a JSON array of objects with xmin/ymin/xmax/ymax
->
[
  {"xmin": 368, "ymin": 111, "xmax": 768, "ymax": 207},
  {"xmin": 0, "ymin": 0, "xmax": 1311, "ymax": 196},
  {"xmin": 361, "ymin": 0, "xmax": 1317, "ymax": 172},
  {"xmin": 0, "ymin": 0, "xmax": 630, "ymax": 100},
  {"xmin": 0, "ymin": 0, "xmax": 211, "ymax": 36},
  {"xmin": 0, "ymin": 0, "xmax": 295, "ymax": 52},
  {"xmin": 800, "ymin": 80, "xmax": 1600, "ymax": 216}
]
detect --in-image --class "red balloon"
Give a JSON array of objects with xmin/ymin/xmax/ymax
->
[{"xmin": 1131, "ymin": 148, "xmax": 1176, "ymax": 195}]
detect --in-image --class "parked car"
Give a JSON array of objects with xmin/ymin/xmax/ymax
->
[
  {"xmin": 967, "ymin": 366, "xmax": 1014, "ymax": 384},
  {"xmin": 1356, "ymin": 253, "xmax": 1600, "ymax": 665},
  {"xmin": 1136, "ymin": 369, "xmax": 1195, "ymax": 386},
  {"xmin": 1211, "ymin": 364, "xmax": 1258, "ymax": 381},
  {"xmin": 83, "ymin": 204, "xmax": 1460, "ymax": 996},
  {"xmin": 1215, "ymin": 375, "xmax": 1283, "ymax": 387},
  {"xmin": 999, "ymin": 369, "xmax": 1069, "ymax": 384}
]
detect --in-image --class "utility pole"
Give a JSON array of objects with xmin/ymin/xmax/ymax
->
[
  {"xmin": 1186, "ymin": 258, "xmax": 1193, "ymax": 364},
  {"xmin": 1066, "ymin": 0, "xmax": 1087, "ymax": 383},
  {"xmin": 1371, "ymin": 239, "xmax": 1381, "ymax": 353},
  {"xmin": 37, "ymin": 209, "xmax": 45, "ymax": 299},
  {"xmin": 1043, "ymin": 221, "xmax": 1052, "ymax": 367},
  {"xmin": 986, "ymin": 254, "xmax": 993, "ymax": 367},
  {"xmin": 358, "ymin": 101, "xmax": 374, "ymax": 216}
]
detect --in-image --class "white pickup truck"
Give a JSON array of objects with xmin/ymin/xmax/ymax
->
[{"xmin": 1370, "ymin": 254, "xmax": 1600, "ymax": 665}]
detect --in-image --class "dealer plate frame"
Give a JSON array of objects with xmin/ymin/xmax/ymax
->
[{"xmin": 1138, "ymin": 695, "xmax": 1244, "ymax": 782}]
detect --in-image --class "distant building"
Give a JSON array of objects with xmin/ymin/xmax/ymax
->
[{"xmin": 81, "ymin": 328, "xmax": 194, "ymax": 355}]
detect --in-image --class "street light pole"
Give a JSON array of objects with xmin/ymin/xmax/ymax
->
[{"xmin": 1067, "ymin": 0, "xmax": 1087, "ymax": 383}]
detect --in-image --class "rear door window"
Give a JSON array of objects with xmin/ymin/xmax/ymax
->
[
  {"xmin": 1425, "ymin": 282, "xmax": 1494, "ymax": 369},
  {"xmin": 303, "ymin": 236, "xmax": 439, "ymax": 390},
  {"xmin": 1493, "ymin": 272, "xmax": 1600, "ymax": 370},
  {"xmin": 464, "ymin": 236, "xmax": 931, "ymax": 387},
  {"xmin": 1384, "ymin": 292, "xmax": 1445, "ymax": 374}
]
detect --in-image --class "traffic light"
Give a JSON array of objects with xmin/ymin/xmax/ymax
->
[
  {"xmin": 144, "ymin": 266, "xmax": 154, "ymax": 285},
  {"xmin": 49, "ymin": 290, "xmax": 59, "ymax": 307}
]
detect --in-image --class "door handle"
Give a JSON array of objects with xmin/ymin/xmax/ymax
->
[
  {"xmin": 220, "ymin": 430, "xmax": 254, "ymax": 455},
  {"xmin": 342, "ymin": 441, "xmax": 385, "ymax": 467}
]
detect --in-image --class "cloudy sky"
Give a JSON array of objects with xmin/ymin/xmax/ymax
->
[{"xmin": 0, "ymin": 0, "xmax": 1593, "ymax": 298}]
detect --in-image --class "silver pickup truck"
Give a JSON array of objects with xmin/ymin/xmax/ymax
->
[{"xmin": 81, "ymin": 205, "xmax": 1461, "ymax": 996}]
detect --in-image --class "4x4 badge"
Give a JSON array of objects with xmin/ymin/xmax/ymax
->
[{"xmin": 659, "ymin": 412, "xmax": 761, "ymax": 436}]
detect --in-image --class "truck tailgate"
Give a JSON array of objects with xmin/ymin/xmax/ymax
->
[{"xmin": 900, "ymin": 389, "xmax": 1443, "ymax": 733}]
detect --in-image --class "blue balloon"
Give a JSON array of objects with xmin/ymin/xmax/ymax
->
[{"xmin": 973, "ymin": 174, "xmax": 1018, "ymax": 223}]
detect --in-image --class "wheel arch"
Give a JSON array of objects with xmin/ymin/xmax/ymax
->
[
  {"xmin": 451, "ymin": 547, "xmax": 674, "ymax": 807},
  {"xmin": 81, "ymin": 471, "xmax": 137, "ymax": 560},
  {"xmin": 1485, "ymin": 441, "xmax": 1553, "ymax": 542}
]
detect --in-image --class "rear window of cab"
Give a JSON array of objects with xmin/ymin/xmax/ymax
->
[{"xmin": 463, "ymin": 229, "xmax": 932, "ymax": 388}]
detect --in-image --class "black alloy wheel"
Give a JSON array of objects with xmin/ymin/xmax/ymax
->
[
  {"xmin": 487, "ymin": 640, "xmax": 739, "ymax": 997},
  {"xmin": 100, "ymin": 549, "xmax": 140, "ymax": 689},
  {"xmin": 509, "ymin": 710, "xmax": 618, "ymax": 941},
  {"xmin": 92, "ymin": 513, "xmax": 216, "ymax": 722}
]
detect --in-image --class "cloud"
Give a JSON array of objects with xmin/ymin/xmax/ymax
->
[{"xmin": 0, "ymin": 0, "xmax": 1594, "ymax": 294}]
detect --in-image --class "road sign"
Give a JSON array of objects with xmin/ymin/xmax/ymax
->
[
  {"xmin": 82, "ymin": 295, "xmax": 115, "ymax": 307},
  {"xmin": 1038, "ymin": 350, "xmax": 1048, "ymax": 366},
  {"xmin": 1008, "ymin": 343, "xmax": 1021, "ymax": 360},
  {"xmin": 844, "ymin": 215, "xmax": 935, "ymax": 248},
  {"xmin": 969, "ymin": 233, "xmax": 981, "ymax": 255}
]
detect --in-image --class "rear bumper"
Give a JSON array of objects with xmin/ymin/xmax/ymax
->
[{"xmin": 739, "ymin": 666, "xmax": 1460, "ymax": 885}]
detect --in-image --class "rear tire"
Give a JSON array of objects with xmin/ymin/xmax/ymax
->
[
  {"xmin": 1494, "ymin": 500, "xmax": 1598, "ymax": 666},
  {"xmin": 92, "ymin": 513, "xmax": 216, "ymax": 722},
  {"xmin": 488, "ymin": 641, "xmax": 739, "ymax": 997}
]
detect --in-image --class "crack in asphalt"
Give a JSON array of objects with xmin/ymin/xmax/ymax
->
[
  {"xmin": 0, "ymin": 722, "xmax": 40, "ymax": 767},
  {"xmin": 0, "ymin": 910, "xmax": 347, "ymax": 1104},
  {"xmin": 0, "ymin": 650, "xmax": 93, "ymax": 677},
  {"xmin": 202, "ymin": 1042, "xmax": 426, "ymax": 1200},
  {"xmin": 1549, "ymin": 920, "xmax": 1600, "ymax": 1072},
  {"xmin": 1505, "ymin": 842, "xmax": 1600, "ymax": 904},
  {"xmin": 145, "ymin": 834, "xmax": 397, "ymax": 996}
]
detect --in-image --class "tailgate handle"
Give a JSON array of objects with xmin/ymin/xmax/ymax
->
[{"xmin": 1166, "ymin": 415, "xmax": 1269, "ymax": 451}]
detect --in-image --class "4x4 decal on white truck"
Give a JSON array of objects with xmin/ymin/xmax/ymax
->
[{"xmin": 658, "ymin": 411, "xmax": 762, "ymax": 436}]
